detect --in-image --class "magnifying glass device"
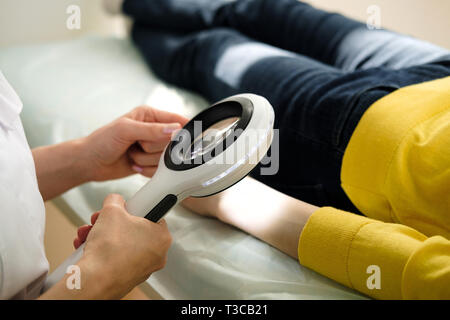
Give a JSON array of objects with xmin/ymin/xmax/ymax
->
[{"xmin": 43, "ymin": 93, "xmax": 274, "ymax": 291}]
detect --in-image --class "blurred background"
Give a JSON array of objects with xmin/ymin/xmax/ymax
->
[{"xmin": 1, "ymin": 0, "xmax": 449, "ymax": 49}]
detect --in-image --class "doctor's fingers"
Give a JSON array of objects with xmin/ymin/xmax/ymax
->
[
  {"xmin": 128, "ymin": 105, "xmax": 189, "ymax": 127},
  {"xmin": 129, "ymin": 149, "xmax": 162, "ymax": 167},
  {"xmin": 74, "ymin": 224, "xmax": 92, "ymax": 249},
  {"xmin": 91, "ymin": 211, "xmax": 100, "ymax": 225},
  {"xmin": 98, "ymin": 194, "xmax": 131, "ymax": 220},
  {"xmin": 132, "ymin": 165, "xmax": 158, "ymax": 178},
  {"xmin": 102, "ymin": 193, "xmax": 126, "ymax": 209},
  {"xmin": 73, "ymin": 209, "xmax": 101, "ymax": 249},
  {"xmin": 139, "ymin": 140, "xmax": 169, "ymax": 154},
  {"xmin": 157, "ymin": 218, "xmax": 169, "ymax": 230},
  {"xmin": 117, "ymin": 118, "xmax": 181, "ymax": 143}
]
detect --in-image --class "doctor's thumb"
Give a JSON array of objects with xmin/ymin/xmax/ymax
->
[{"xmin": 102, "ymin": 193, "xmax": 126, "ymax": 210}]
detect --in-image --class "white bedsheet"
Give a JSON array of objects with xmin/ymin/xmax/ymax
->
[{"xmin": 0, "ymin": 36, "xmax": 366, "ymax": 300}]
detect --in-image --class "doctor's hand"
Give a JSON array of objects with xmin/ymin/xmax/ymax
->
[
  {"xmin": 81, "ymin": 106, "xmax": 188, "ymax": 181},
  {"xmin": 74, "ymin": 194, "xmax": 172, "ymax": 299}
]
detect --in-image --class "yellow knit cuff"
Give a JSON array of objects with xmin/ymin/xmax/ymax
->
[
  {"xmin": 298, "ymin": 207, "xmax": 426, "ymax": 299},
  {"xmin": 298, "ymin": 207, "xmax": 371, "ymax": 288}
]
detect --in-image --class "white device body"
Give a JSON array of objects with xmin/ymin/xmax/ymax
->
[{"xmin": 43, "ymin": 94, "xmax": 274, "ymax": 291}]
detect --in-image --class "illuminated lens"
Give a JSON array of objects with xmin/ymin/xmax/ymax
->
[
  {"xmin": 201, "ymin": 125, "xmax": 272, "ymax": 187},
  {"xmin": 184, "ymin": 117, "xmax": 240, "ymax": 161}
]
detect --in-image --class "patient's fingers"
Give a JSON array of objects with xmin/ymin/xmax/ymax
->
[{"xmin": 129, "ymin": 150, "xmax": 162, "ymax": 167}]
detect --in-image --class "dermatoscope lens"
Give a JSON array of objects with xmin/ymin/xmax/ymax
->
[{"xmin": 184, "ymin": 116, "xmax": 240, "ymax": 161}]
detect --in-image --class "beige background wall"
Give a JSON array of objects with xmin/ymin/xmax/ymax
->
[
  {"xmin": 309, "ymin": 0, "xmax": 450, "ymax": 49},
  {"xmin": 0, "ymin": 0, "xmax": 449, "ymax": 48},
  {"xmin": 0, "ymin": 0, "xmax": 127, "ymax": 48}
]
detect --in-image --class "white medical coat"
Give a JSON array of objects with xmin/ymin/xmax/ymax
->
[{"xmin": 0, "ymin": 71, "xmax": 49, "ymax": 299}]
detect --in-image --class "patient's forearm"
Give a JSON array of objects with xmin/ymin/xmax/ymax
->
[
  {"xmin": 32, "ymin": 139, "xmax": 90, "ymax": 201},
  {"xmin": 217, "ymin": 178, "xmax": 318, "ymax": 259}
]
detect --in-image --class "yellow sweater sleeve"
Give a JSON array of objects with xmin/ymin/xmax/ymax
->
[
  {"xmin": 298, "ymin": 207, "xmax": 450, "ymax": 300},
  {"xmin": 341, "ymin": 77, "xmax": 450, "ymax": 237},
  {"xmin": 304, "ymin": 77, "xmax": 450, "ymax": 299}
]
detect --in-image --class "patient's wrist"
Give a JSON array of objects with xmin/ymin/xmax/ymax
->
[
  {"xmin": 214, "ymin": 191, "xmax": 231, "ymax": 222},
  {"xmin": 71, "ymin": 137, "xmax": 97, "ymax": 183}
]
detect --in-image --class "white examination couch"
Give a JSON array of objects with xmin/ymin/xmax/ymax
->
[{"xmin": 0, "ymin": 36, "xmax": 366, "ymax": 300}]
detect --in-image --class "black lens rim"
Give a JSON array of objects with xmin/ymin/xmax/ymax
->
[{"xmin": 164, "ymin": 96, "xmax": 254, "ymax": 171}]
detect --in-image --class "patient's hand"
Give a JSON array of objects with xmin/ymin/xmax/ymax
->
[{"xmin": 81, "ymin": 106, "xmax": 188, "ymax": 181}]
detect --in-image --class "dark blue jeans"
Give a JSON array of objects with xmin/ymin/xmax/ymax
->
[{"xmin": 123, "ymin": 0, "xmax": 450, "ymax": 211}]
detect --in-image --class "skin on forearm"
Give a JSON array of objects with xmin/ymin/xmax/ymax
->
[
  {"xmin": 216, "ymin": 178, "xmax": 318, "ymax": 259},
  {"xmin": 32, "ymin": 138, "xmax": 91, "ymax": 201}
]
